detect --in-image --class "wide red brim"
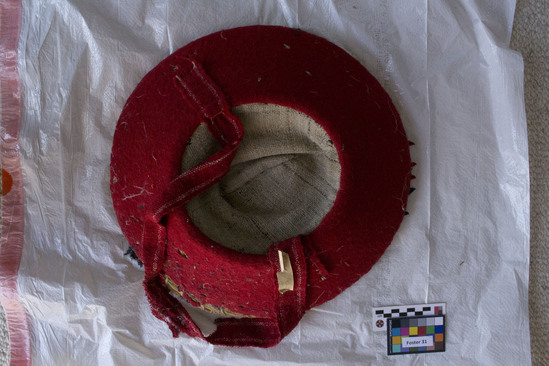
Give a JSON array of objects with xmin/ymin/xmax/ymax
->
[{"xmin": 111, "ymin": 25, "xmax": 411, "ymax": 346}]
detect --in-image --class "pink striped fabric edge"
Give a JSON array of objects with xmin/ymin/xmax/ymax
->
[{"xmin": 0, "ymin": 0, "xmax": 31, "ymax": 365}]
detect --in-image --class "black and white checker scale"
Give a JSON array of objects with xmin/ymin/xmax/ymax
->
[{"xmin": 372, "ymin": 303, "xmax": 446, "ymax": 331}]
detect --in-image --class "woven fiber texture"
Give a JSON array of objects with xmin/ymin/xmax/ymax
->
[
  {"xmin": 183, "ymin": 103, "xmax": 340, "ymax": 255},
  {"xmin": 511, "ymin": 0, "xmax": 549, "ymax": 364}
]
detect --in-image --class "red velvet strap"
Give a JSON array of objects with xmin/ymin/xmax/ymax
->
[
  {"xmin": 144, "ymin": 237, "xmax": 307, "ymax": 347},
  {"xmin": 141, "ymin": 58, "xmax": 243, "ymax": 279},
  {"xmin": 207, "ymin": 237, "xmax": 307, "ymax": 347},
  {"xmin": 151, "ymin": 57, "xmax": 243, "ymax": 222},
  {"xmin": 140, "ymin": 58, "xmax": 307, "ymax": 347}
]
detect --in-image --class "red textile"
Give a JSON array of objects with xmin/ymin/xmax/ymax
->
[
  {"xmin": 0, "ymin": 0, "xmax": 32, "ymax": 363},
  {"xmin": 111, "ymin": 25, "xmax": 411, "ymax": 347}
]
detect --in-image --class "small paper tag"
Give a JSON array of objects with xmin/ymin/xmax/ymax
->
[
  {"xmin": 387, "ymin": 315, "xmax": 445, "ymax": 355},
  {"xmin": 372, "ymin": 302, "xmax": 446, "ymax": 331},
  {"xmin": 402, "ymin": 336, "xmax": 433, "ymax": 348},
  {"xmin": 276, "ymin": 250, "xmax": 294, "ymax": 293}
]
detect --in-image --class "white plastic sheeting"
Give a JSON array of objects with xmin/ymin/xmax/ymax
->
[{"xmin": 12, "ymin": 0, "xmax": 529, "ymax": 364}]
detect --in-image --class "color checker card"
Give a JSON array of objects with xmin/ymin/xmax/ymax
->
[{"xmin": 387, "ymin": 315, "xmax": 445, "ymax": 355}]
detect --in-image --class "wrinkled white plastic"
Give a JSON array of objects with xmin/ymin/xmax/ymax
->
[{"xmin": 14, "ymin": 0, "xmax": 529, "ymax": 365}]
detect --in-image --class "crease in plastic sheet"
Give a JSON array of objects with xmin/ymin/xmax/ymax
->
[{"xmin": 2, "ymin": 0, "xmax": 529, "ymax": 364}]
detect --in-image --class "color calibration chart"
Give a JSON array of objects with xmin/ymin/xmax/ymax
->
[
  {"xmin": 373, "ymin": 303, "xmax": 446, "ymax": 356},
  {"xmin": 387, "ymin": 315, "xmax": 445, "ymax": 355}
]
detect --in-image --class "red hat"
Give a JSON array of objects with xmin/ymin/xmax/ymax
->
[{"xmin": 110, "ymin": 25, "xmax": 412, "ymax": 347}]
